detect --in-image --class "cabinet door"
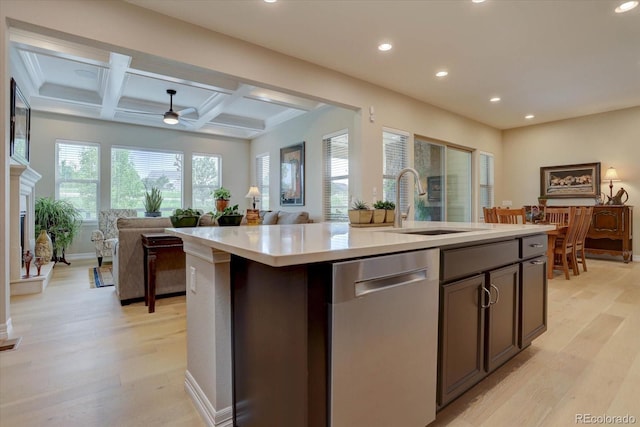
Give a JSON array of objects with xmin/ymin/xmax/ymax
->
[
  {"xmin": 520, "ymin": 256, "xmax": 547, "ymax": 348},
  {"xmin": 438, "ymin": 274, "xmax": 486, "ymax": 407},
  {"xmin": 485, "ymin": 264, "xmax": 520, "ymax": 373}
]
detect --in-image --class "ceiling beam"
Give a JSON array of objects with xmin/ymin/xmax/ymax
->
[
  {"xmin": 100, "ymin": 53, "xmax": 132, "ymax": 120},
  {"xmin": 191, "ymin": 84, "xmax": 255, "ymax": 129}
]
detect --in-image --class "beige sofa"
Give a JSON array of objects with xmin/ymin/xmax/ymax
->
[{"xmin": 112, "ymin": 212, "xmax": 310, "ymax": 305}]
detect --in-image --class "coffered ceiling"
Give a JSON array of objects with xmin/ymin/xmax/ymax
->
[{"xmin": 9, "ymin": 29, "xmax": 327, "ymax": 139}]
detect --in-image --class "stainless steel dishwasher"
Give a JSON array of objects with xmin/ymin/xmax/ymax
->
[{"xmin": 330, "ymin": 249, "xmax": 439, "ymax": 427}]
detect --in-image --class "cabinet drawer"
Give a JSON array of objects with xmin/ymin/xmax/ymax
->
[
  {"xmin": 520, "ymin": 234, "xmax": 547, "ymax": 259},
  {"xmin": 441, "ymin": 240, "xmax": 518, "ymax": 282}
]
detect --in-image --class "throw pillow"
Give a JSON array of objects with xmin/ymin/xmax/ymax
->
[
  {"xmin": 277, "ymin": 211, "xmax": 309, "ymax": 224},
  {"xmin": 262, "ymin": 211, "xmax": 279, "ymax": 225}
]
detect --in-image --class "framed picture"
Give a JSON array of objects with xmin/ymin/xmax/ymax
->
[
  {"xmin": 280, "ymin": 142, "xmax": 305, "ymax": 205},
  {"xmin": 427, "ymin": 176, "xmax": 442, "ymax": 201},
  {"xmin": 540, "ymin": 162, "xmax": 601, "ymax": 198},
  {"xmin": 10, "ymin": 78, "xmax": 31, "ymax": 164}
]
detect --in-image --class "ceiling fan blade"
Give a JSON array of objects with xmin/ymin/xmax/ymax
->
[
  {"xmin": 177, "ymin": 107, "xmax": 197, "ymax": 116},
  {"xmin": 121, "ymin": 109, "xmax": 162, "ymax": 116}
]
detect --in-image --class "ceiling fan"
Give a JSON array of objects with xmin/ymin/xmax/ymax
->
[{"xmin": 123, "ymin": 89, "xmax": 197, "ymax": 126}]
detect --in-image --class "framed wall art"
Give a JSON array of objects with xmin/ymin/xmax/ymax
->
[
  {"xmin": 10, "ymin": 78, "xmax": 31, "ymax": 164},
  {"xmin": 540, "ymin": 162, "xmax": 601, "ymax": 198},
  {"xmin": 280, "ymin": 142, "xmax": 305, "ymax": 206}
]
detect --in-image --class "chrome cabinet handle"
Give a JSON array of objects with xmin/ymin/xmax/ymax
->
[
  {"xmin": 490, "ymin": 284, "xmax": 500, "ymax": 305},
  {"xmin": 481, "ymin": 287, "xmax": 491, "ymax": 308},
  {"xmin": 529, "ymin": 243, "xmax": 544, "ymax": 248}
]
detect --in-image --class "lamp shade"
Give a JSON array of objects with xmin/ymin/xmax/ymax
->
[
  {"xmin": 245, "ymin": 186, "xmax": 261, "ymax": 198},
  {"xmin": 603, "ymin": 167, "xmax": 620, "ymax": 182}
]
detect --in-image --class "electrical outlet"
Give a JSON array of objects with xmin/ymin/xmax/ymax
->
[
  {"xmin": 502, "ymin": 200, "xmax": 513, "ymax": 207},
  {"xmin": 190, "ymin": 266, "xmax": 197, "ymax": 293}
]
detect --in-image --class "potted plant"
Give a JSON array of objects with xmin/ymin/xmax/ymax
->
[
  {"xmin": 213, "ymin": 187, "xmax": 232, "ymax": 213},
  {"xmin": 144, "ymin": 186, "xmax": 163, "ymax": 217},
  {"xmin": 170, "ymin": 207, "xmax": 202, "ymax": 228},
  {"xmin": 348, "ymin": 200, "xmax": 373, "ymax": 225},
  {"xmin": 215, "ymin": 204, "xmax": 244, "ymax": 227},
  {"xmin": 380, "ymin": 200, "xmax": 396, "ymax": 223},
  {"xmin": 34, "ymin": 197, "xmax": 83, "ymax": 264},
  {"xmin": 372, "ymin": 201, "xmax": 388, "ymax": 224}
]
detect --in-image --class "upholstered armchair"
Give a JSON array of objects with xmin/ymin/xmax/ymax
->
[{"xmin": 91, "ymin": 209, "xmax": 137, "ymax": 266}]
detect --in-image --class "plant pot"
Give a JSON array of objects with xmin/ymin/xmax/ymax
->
[
  {"xmin": 216, "ymin": 199, "xmax": 230, "ymax": 213},
  {"xmin": 348, "ymin": 209, "xmax": 373, "ymax": 224},
  {"xmin": 384, "ymin": 210, "xmax": 396, "ymax": 224},
  {"xmin": 35, "ymin": 230, "xmax": 53, "ymax": 263},
  {"xmin": 217, "ymin": 214, "xmax": 244, "ymax": 227},
  {"xmin": 372, "ymin": 209, "xmax": 386, "ymax": 224},
  {"xmin": 145, "ymin": 211, "xmax": 161, "ymax": 217},
  {"xmin": 170, "ymin": 215, "xmax": 200, "ymax": 228}
]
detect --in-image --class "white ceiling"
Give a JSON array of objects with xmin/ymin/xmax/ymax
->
[
  {"xmin": 126, "ymin": 0, "xmax": 640, "ymax": 129},
  {"xmin": 10, "ymin": 0, "xmax": 640, "ymax": 137}
]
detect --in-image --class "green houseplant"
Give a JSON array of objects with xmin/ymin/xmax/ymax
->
[
  {"xmin": 215, "ymin": 204, "xmax": 244, "ymax": 227},
  {"xmin": 144, "ymin": 186, "xmax": 163, "ymax": 217},
  {"xmin": 170, "ymin": 207, "xmax": 202, "ymax": 228},
  {"xmin": 213, "ymin": 187, "xmax": 232, "ymax": 212},
  {"xmin": 34, "ymin": 197, "xmax": 83, "ymax": 263},
  {"xmin": 348, "ymin": 200, "xmax": 373, "ymax": 225},
  {"xmin": 376, "ymin": 200, "xmax": 396, "ymax": 223}
]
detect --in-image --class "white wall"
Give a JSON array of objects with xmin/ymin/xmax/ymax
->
[
  {"xmin": 30, "ymin": 111, "xmax": 250, "ymax": 256},
  {"xmin": 502, "ymin": 106, "xmax": 640, "ymax": 257}
]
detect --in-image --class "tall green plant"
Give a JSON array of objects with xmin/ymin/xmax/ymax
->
[
  {"xmin": 144, "ymin": 186, "xmax": 163, "ymax": 213},
  {"xmin": 35, "ymin": 197, "xmax": 83, "ymax": 253}
]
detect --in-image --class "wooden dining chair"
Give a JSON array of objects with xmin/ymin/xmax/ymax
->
[
  {"xmin": 552, "ymin": 207, "xmax": 583, "ymax": 280},
  {"xmin": 483, "ymin": 207, "xmax": 498, "ymax": 223},
  {"xmin": 573, "ymin": 206, "xmax": 594, "ymax": 273},
  {"xmin": 545, "ymin": 207, "xmax": 571, "ymax": 226},
  {"xmin": 495, "ymin": 207, "xmax": 527, "ymax": 224}
]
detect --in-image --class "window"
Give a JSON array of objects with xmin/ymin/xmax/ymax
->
[
  {"xmin": 323, "ymin": 131, "xmax": 349, "ymax": 221},
  {"xmin": 192, "ymin": 153, "xmax": 221, "ymax": 211},
  {"xmin": 111, "ymin": 147, "xmax": 183, "ymax": 215},
  {"xmin": 479, "ymin": 152, "xmax": 495, "ymax": 221},
  {"xmin": 382, "ymin": 129, "xmax": 408, "ymax": 213},
  {"xmin": 256, "ymin": 153, "xmax": 270, "ymax": 210},
  {"xmin": 55, "ymin": 140, "xmax": 100, "ymax": 221}
]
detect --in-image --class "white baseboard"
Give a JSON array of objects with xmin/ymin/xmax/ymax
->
[
  {"xmin": 184, "ymin": 370, "xmax": 233, "ymax": 427},
  {"xmin": 0, "ymin": 318, "xmax": 12, "ymax": 340}
]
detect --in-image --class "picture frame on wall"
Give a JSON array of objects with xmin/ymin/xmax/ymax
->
[
  {"xmin": 540, "ymin": 162, "xmax": 601, "ymax": 198},
  {"xmin": 10, "ymin": 78, "xmax": 31, "ymax": 165},
  {"xmin": 280, "ymin": 142, "xmax": 305, "ymax": 206}
]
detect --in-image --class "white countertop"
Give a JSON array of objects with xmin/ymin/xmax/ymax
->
[{"xmin": 166, "ymin": 221, "xmax": 555, "ymax": 267}]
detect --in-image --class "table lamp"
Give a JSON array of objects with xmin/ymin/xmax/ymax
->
[
  {"xmin": 245, "ymin": 186, "xmax": 261, "ymax": 209},
  {"xmin": 603, "ymin": 167, "xmax": 620, "ymax": 199}
]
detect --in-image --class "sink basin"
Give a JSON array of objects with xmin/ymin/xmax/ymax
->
[{"xmin": 388, "ymin": 228, "xmax": 475, "ymax": 236}]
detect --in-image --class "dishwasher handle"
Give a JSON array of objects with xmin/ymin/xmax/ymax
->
[{"xmin": 355, "ymin": 269, "xmax": 428, "ymax": 298}]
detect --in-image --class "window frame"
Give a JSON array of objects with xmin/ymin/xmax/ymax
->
[{"xmin": 322, "ymin": 129, "xmax": 349, "ymax": 222}]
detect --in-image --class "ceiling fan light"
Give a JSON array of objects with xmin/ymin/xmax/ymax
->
[{"xmin": 163, "ymin": 111, "xmax": 179, "ymax": 125}]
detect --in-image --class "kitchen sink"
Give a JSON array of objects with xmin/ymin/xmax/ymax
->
[{"xmin": 388, "ymin": 228, "xmax": 475, "ymax": 236}]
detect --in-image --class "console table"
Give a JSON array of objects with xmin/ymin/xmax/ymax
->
[
  {"xmin": 584, "ymin": 205, "xmax": 633, "ymax": 263},
  {"xmin": 142, "ymin": 233, "xmax": 184, "ymax": 313}
]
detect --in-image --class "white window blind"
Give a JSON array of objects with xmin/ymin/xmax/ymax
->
[
  {"xmin": 55, "ymin": 140, "xmax": 100, "ymax": 221},
  {"xmin": 256, "ymin": 153, "xmax": 270, "ymax": 210},
  {"xmin": 382, "ymin": 129, "xmax": 408, "ymax": 212},
  {"xmin": 323, "ymin": 132, "xmax": 349, "ymax": 222},
  {"xmin": 111, "ymin": 147, "xmax": 183, "ymax": 215},
  {"xmin": 192, "ymin": 153, "xmax": 221, "ymax": 211},
  {"xmin": 479, "ymin": 152, "xmax": 495, "ymax": 220}
]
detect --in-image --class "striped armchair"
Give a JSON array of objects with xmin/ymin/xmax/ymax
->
[{"xmin": 90, "ymin": 209, "xmax": 137, "ymax": 266}]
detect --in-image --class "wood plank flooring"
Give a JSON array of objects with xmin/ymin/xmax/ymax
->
[{"xmin": 1, "ymin": 258, "xmax": 639, "ymax": 426}]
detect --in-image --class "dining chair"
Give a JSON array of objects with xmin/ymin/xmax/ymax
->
[
  {"xmin": 495, "ymin": 207, "xmax": 527, "ymax": 224},
  {"xmin": 483, "ymin": 207, "xmax": 498, "ymax": 223},
  {"xmin": 545, "ymin": 207, "xmax": 571, "ymax": 226},
  {"xmin": 552, "ymin": 206, "xmax": 583, "ymax": 280},
  {"xmin": 573, "ymin": 206, "xmax": 594, "ymax": 273}
]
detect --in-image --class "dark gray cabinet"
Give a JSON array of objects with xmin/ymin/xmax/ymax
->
[{"xmin": 437, "ymin": 234, "xmax": 547, "ymax": 408}]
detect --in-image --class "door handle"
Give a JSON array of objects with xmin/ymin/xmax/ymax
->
[
  {"xmin": 480, "ymin": 286, "xmax": 491, "ymax": 308},
  {"xmin": 490, "ymin": 283, "xmax": 500, "ymax": 305}
]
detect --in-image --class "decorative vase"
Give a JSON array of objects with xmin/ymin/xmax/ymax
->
[
  {"xmin": 35, "ymin": 230, "xmax": 53, "ymax": 263},
  {"xmin": 145, "ymin": 211, "xmax": 161, "ymax": 217}
]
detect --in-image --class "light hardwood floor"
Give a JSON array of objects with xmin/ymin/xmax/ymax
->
[{"xmin": 1, "ymin": 258, "xmax": 639, "ymax": 426}]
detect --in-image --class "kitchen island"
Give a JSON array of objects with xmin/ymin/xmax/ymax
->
[{"xmin": 166, "ymin": 221, "xmax": 554, "ymax": 427}]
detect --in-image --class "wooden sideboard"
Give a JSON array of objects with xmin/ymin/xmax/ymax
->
[{"xmin": 584, "ymin": 205, "xmax": 633, "ymax": 263}]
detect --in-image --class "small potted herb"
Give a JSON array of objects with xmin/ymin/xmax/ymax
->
[
  {"xmin": 348, "ymin": 200, "xmax": 373, "ymax": 225},
  {"xmin": 144, "ymin": 186, "xmax": 163, "ymax": 217},
  {"xmin": 216, "ymin": 204, "xmax": 244, "ymax": 227},
  {"xmin": 381, "ymin": 200, "xmax": 396, "ymax": 223},
  {"xmin": 170, "ymin": 207, "xmax": 202, "ymax": 228},
  {"xmin": 372, "ymin": 201, "xmax": 388, "ymax": 224},
  {"xmin": 213, "ymin": 187, "xmax": 232, "ymax": 212}
]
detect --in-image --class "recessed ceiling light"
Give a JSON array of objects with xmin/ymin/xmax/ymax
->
[
  {"xmin": 435, "ymin": 70, "xmax": 448, "ymax": 77},
  {"xmin": 615, "ymin": 1, "xmax": 638, "ymax": 13},
  {"xmin": 525, "ymin": 114, "xmax": 535, "ymax": 120},
  {"xmin": 490, "ymin": 97, "xmax": 501, "ymax": 102},
  {"xmin": 472, "ymin": 0, "xmax": 486, "ymax": 3},
  {"xmin": 378, "ymin": 43, "xmax": 393, "ymax": 52},
  {"xmin": 264, "ymin": 0, "xmax": 277, "ymax": 3}
]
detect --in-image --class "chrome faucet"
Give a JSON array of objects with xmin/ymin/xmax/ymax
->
[{"xmin": 395, "ymin": 167, "xmax": 426, "ymax": 228}]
